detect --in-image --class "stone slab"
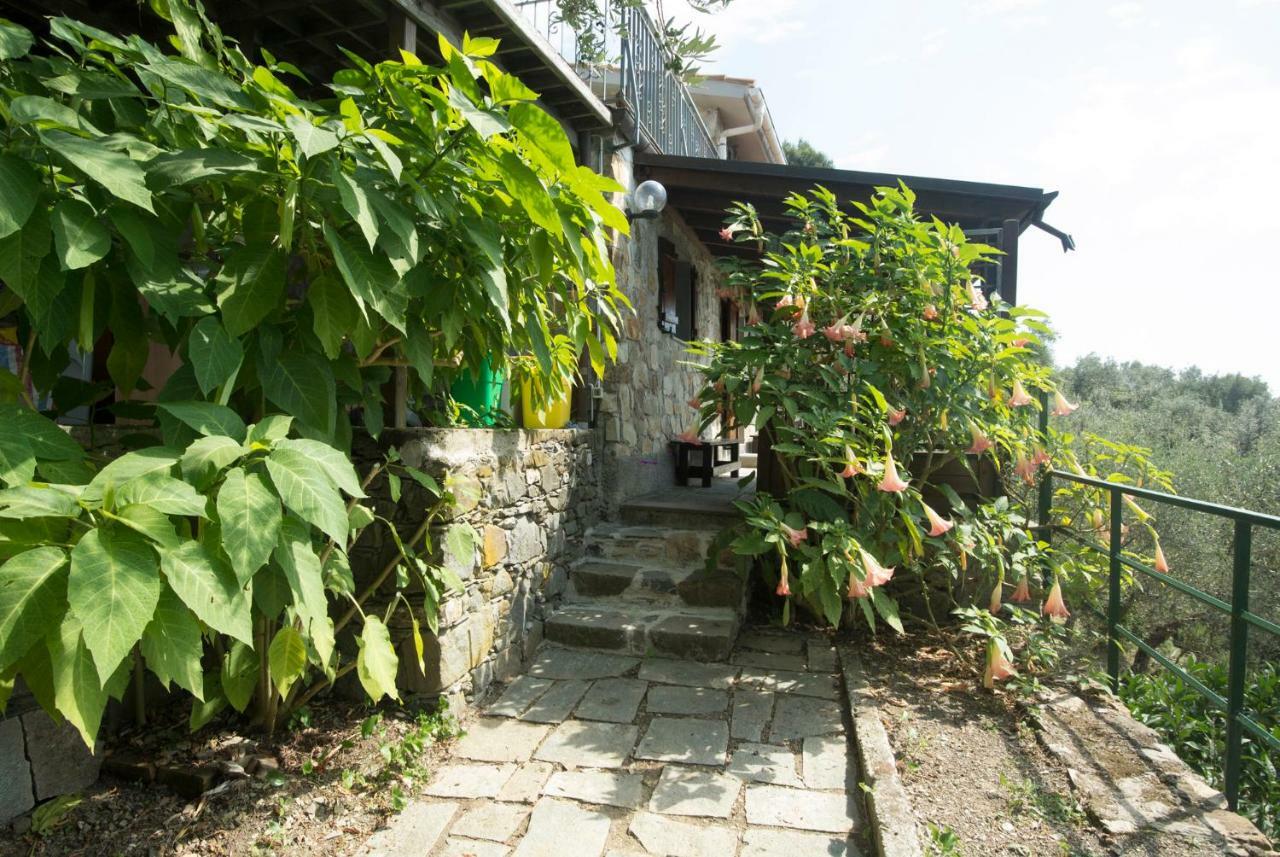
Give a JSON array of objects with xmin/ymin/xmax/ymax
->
[
  {"xmin": 527, "ymin": 647, "xmax": 638, "ymax": 680},
  {"xmin": 513, "ymin": 797, "xmax": 611, "ymax": 857},
  {"xmin": 0, "ymin": 718, "xmax": 33, "ymax": 824},
  {"xmin": 488, "ymin": 676, "xmax": 555, "ymax": 718},
  {"xmin": 635, "ymin": 717, "xmax": 729, "ymax": 767},
  {"xmin": 645, "ymin": 685, "xmax": 728, "ymax": 716},
  {"xmin": 456, "ymin": 720, "xmax": 551, "ymax": 763},
  {"xmin": 362, "ymin": 800, "xmax": 457, "ymax": 856},
  {"xmin": 450, "ymin": 803, "xmax": 528, "ymax": 842},
  {"xmin": 728, "ymin": 743, "xmax": 803, "ymax": 787},
  {"xmin": 544, "ymin": 770, "xmax": 646, "ymax": 809},
  {"xmin": 628, "ymin": 812, "xmax": 739, "ymax": 857},
  {"xmin": 498, "ymin": 762, "xmax": 555, "ymax": 804},
  {"xmin": 741, "ymin": 827, "xmax": 854, "ymax": 857},
  {"xmin": 424, "ymin": 764, "xmax": 516, "ymax": 799},
  {"xmin": 737, "ymin": 631, "xmax": 807, "ymax": 655},
  {"xmin": 745, "ymin": 785, "xmax": 859, "ymax": 834},
  {"xmin": 575, "ymin": 678, "xmax": 648, "ymax": 723},
  {"xmin": 770, "ymin": 696, "xmax": 844, "ymax": 743},
  {"xmin": 440, "ymin": 839, "xmax": 509, "ymax": 857},
  {"xmin": 533, "ymin": 720, "xmax": 638, "ymax": 769},
  {"xmin": 739, "ymin": 668, "xmax": 838, "ymax": 700},
  {"xmin": 803, "ymin": 736, "xmax": 850, "ymax": 790},
  {"xmin": 23, "ymin": 711, "xmax": 100, "ymax": 800},
  {"xmin": 637, "ymin": 658, "xmax": 737, "ymax": 690},
  {"xmin": 647, "ymin": 766, "xmax": 740, "ymax": 818},
  {"xmin": 732, "ymin": 650, "xmax": 809, "ymax": 672},
  {"xmin": 520, "ymin": 680, "xmax": 590, "ymax": 724},
  {"xmin": 806, "ymin": 644, "xmax": 838, "ymax": 674},
  {"xmin": 731, "ymin": 690, "xmax": 774, "ymax": 742}
]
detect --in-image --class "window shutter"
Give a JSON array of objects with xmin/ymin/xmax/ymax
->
[
  {"xmin": 675, "ymin": 261, "xmax": 695, "ymax": 340},
  {"xmin": 658, "ymin": 239, "xmax": 678, "ymax": 334}
]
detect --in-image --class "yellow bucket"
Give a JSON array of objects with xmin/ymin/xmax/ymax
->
[{"xmin": 521, "ymin": 378, "xmax": 572, "ymax": 429}]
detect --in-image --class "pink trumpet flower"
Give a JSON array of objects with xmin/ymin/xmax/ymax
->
[
  {"xmin": 1032, "ymin": 446, "xmax": 1052, "ymax": 468},
  {"xmin": 780, "ymin": 522, "xmax": 809, "ymax": 547},
  {"xmin": 1009, "ymin": 378, "xmax": 1034, "ymax": 407},
  {"xmin": 923, "ymin": 304, "xmax": 939, "ymax": 321},
  {"xmin": 983, "ymin": 640, "xmax": 1018, "ymax": 689},
  {"xmin": 1154, "ymin": 541, "xmax": 1171, "ymax": 573},
  {"xmin": 793, "ymin": 307, "xmax": 816, "ymax": 339},
  {"xmin": 1011, "ymin": 574, "xmax": 1032, "ymax": 603},
  {"xmin": 1042, "ymin": 579, "xmax": 1071, "ymax": 623},
  {"xmin": 861, "ymin": 548, "xmax": 896, "ymax": 587},
  {"xmin": 967, "ymin": 280, "xmax": 989, "ymax": 311},
  {"xmin": 748, "ymin": 303, "xmax": 762, "ymax": 325},
  {"xmin": 989, "ymin": 582, "xmax": 1003, "ymax": 614},
  {"xmin": 751, "ymin": 366, "xmax": 764, "ymax": 394},
  {"xmin": 877, "ymin": 451, "xmax": 910, "ymax": 493},
  {"xmin": 675, "ymin": 422, "xmax": 702, "ymax": 446},
  {"xmin": 888, "ymin": 407, "xmax": 907, "ymax": 426},
  {"xmin": 922, "ymin": 502, "xmax": 954, "ymax": 537},
  {"xmin": 967, "ymin": 424, "xmax": 994, "ymax": 455},
  {"xmin": 847, "ymin": 566, "xmax": 871, "ymax": 599},
  {"xmin": 719, "ymin": 227, "xmax": 734, "ymax": 241},
  {"xmin": 777, "ymin": 553, "xmax": 791, "ymax": 597},
  {"xmin": 1051, "ymin": 390, "xmax": 1079, "ymax": 417},
  {"xmin": 839, "ymin": 447, "xmax": 864, "ymax": 479},
  {"xmin": 1015, "ymin": 452, "xmax": 1037, "ymax": 485},
  {"xmin": 1012, "ymin": 336, "xmax": 1032, "ymax": 348}
]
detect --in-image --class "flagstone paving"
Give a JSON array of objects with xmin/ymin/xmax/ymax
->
[{"xmin": 365, "ymin": 628, "xmax": 867, "ymax": 857}]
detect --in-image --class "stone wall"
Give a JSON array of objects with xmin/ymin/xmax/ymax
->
[
  {"xmin": 0, "ymin": 689, "xmax": 100, "ymax": 825},
  {"xmin": 350, "ymin": 428, "xmax": 601, "ymax": 709},
  {"xmin": 597, "ymin": 147, "xmax": 727, "ymax": 512}
]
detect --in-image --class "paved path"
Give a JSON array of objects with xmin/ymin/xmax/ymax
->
[{"xmin": 365, "ymin": 631, "xmax": 867, "ymax": 856}]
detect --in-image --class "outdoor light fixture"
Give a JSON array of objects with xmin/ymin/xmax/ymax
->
[{"xmin": 628, "ymin": 180, "xmax": 667, "ymax": 221}]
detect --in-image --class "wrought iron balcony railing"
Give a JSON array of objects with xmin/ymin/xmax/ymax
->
[{"xmin": 512, "ymin": 0, "xmax": 719, "ymax": 160}]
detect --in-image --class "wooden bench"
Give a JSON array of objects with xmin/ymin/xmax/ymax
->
[{"xmin": 670, "ymin": 438, "xmax": 741, "ymax": 487}]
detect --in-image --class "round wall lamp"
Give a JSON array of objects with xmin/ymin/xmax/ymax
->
[{"xmin": 628, "ymin": 180, "xmax": 667, "ymax": 221}]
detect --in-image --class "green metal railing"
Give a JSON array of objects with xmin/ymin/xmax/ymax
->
[{"xmin": 1034, "ymin": 396, "xmax": 1280, "ymax": 811}]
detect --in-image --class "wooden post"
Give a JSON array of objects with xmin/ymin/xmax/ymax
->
[
  {"xmin": 390, "ymin": 12, "xmax": 416, "ymax": 428},
  {"xmin": 999, "ymin": 218, "xmax": 1020, "ymax": 306}
]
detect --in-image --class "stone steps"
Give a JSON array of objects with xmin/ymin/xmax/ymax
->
[
  {"xmin": 617, "ymin": 502, "xmax": 743, "ymax": 531},
  {"xmin": 569, "ymin": 558, "xmax": 746, "ymax": 610},
  {"xmin": 543, "ymin": 599, "xmax": 739, "ymax": 661},
  {"xmin": 583, "ymin": 524, "xmax": 728, "ymax": 567}
]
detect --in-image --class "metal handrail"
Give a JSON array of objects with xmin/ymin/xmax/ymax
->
[{"xmin": 1036, "ymin": 393, "xmax": 1280, "ymax": 810}]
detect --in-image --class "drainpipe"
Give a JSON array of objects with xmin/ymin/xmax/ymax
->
[{"xmin": 718, "ymin": 87, "xmax": 785, "ymax": 164}]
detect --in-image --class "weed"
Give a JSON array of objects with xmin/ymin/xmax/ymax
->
[
  {"xmin": 927, "ymin": 822, "xmax": 963, "ymax": 855},
  {"xmin": 30, "ymin": 794, "xmax": 81, "ymax": 836},
  {"xmin": 1000, "ymin": 773, "xmax": 1085, "ymax": 826}
]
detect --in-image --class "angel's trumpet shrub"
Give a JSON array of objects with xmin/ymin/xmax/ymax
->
[{"xmin": 860, "ymin": 548, "xmax": 895, "ymax": 587}]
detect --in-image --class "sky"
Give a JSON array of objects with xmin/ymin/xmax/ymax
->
[{"xmin": 667, "ymin": 0, "xmax": 1280, "ymax": 390}]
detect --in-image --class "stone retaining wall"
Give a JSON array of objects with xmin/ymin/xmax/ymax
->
[
  {"xmin": 0, "ymin": 689, "xmax": 100, "ymax": 826},
  {"xmin": 351, "ymin": 428, "xmax": 602, "ymax": 709}
]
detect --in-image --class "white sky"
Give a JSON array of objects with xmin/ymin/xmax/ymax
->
[{"xmin": 669, "ymin": 0, "xmax": 1280, "ymax": 390}]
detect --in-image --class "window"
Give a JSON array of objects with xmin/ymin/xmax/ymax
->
[{"xmin": 658, "ymin": 238, "xmax": 697, "ymax": 340}]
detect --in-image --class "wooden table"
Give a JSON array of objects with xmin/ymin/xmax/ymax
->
[{"xmin": 670, "ymin": 438, "xmax": 741, "ymax": 487}]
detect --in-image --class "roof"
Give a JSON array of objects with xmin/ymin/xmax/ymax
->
[{"xmin": 635, "ymin": 153, "xmax": 1061, "ymax": 259}]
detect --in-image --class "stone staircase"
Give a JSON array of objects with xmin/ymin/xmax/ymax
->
[{"xmin": 544, "ymin": 511, "xmax": 747, "ymax": 662}]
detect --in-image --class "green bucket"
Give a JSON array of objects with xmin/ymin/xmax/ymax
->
[{"xmin": 451, "ymin": 359, "xmax": 505, "ymax": 426}]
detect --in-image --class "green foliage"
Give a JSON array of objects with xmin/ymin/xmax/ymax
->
[
  {"xmin": 1120, "ymin": 657, "xmax": 1279, "ymax": 838},
  {"xmin": 782, "ymin": 138, "xmax": 834, "ymax": 169}
]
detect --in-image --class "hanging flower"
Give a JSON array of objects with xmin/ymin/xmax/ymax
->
[
  {"xmin": 888, "ymin": 407, "xmax": 906, "ymax": 426},
  {"xmin": 989, "ymin": 581, "xmax": 1003, "ymax": 614},
  {"xmin": 967, "ymin": 280, "xmax": 989, "ymax": 311},
  {"xmin": 877, "ymin": 450, "xmax": 910, "ymax": 493},
  {"xmin": 839, "ymin": 447, "xmax": 864, "ymax": 479},
  {"xmin": 1124, "ymin": 494, "xmax": 1151, "ymax": 522},
  {"xmin": 748, "ymin": 303, "xmax": 762, "ymax": 325},
  {"xmin": 1042, "ymin": 579, "xmax": 1070, "ymax": 623},
  {"xmin": 1012, "ymin": 336, "xmax": 1032, "ymax": 348},
  {"xmin": 1015, "ymin": 452, "xmax": 1037, "ymax": 485},
  {"xmin": 776, "ymin": 552, "xmax": 791, "ymax": 597},
  {"xmin": 675, "ymin": 422, "xmax": 702, "ymax": 446},
  {"xmin": 780, "ymin": 522, "xmax": 809, "ymax": 547},
  {"xmin": 1009, "ymin": 378, "xmax": 1034, "ymax": 407},
  {"xmin": 922, "ymin": 501, "xmax": 954, "ymax": 537},
  {"xmin": 1154, "ymin": 540, "xmax": 1170, "ymax": 573},
  {"xmin": 719, "ymin": 226, "xmax": 737, "ymax": 242},
  {"xmin": 1011, "ymin": 574, "xmax": 1032, "ymax": 603},
  {"xmin": 1090, "ymin": 508, "xmax": 1105, "ymax": 532},
  {"xmin": 1032, "ymin": 446, "xmax": 1051, "ymax": 468},
  {"xmin": 751, "ymin": 366, "xmax": 764, "ymax": 394},
  {"xmin": 860, "ymin": 548, "xmax": 895, "ymax": 586},
  {"xmin": 822, "ymin": 322, "xmax": 844, "ymax": 342},
  {"xmin": 923, "ymin": 304, "xmax": 939, "ymax": 321},
  {"xmin": 967, "ymin": 424, "xmax": 994, "ymax": 455},
  {"xmin": 793, "ymin": 306, "xmax": 816, "ymax": 339},
  {"xmin": 847, "ymin": 564, "xmax": 872, "ymax": 599},
  {"xmin": 776, "ymin": 293, "xmax": 805, "ymax": 310},
  {"xmin": 983, "ymin": 640, "xmax": 1018, "ymax": 689},
  {"xmin": 1051, "ymin": 390, "xmax": 1078, "ymax": 416}
]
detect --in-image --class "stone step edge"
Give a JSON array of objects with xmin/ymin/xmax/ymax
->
[
  {"xmin": 550, "ymin": 599, "xmax": 740, "ymax": 622},
  {"xmin": 838, "ymin": 647, "xmax": 924, "ymax": 857}
]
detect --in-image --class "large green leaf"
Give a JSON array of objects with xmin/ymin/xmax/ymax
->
[
  {"xmin": 146, "ymin": 149, "xmax": 261, "ymax": 188},
  {"xmin": 331, "ymin": 163, "xmax": 379, "ymax": 250},
  {"xmin": 0, "ymin": 546, "xmax": 69, "ymax": 671},
  {"xmin": 0, "ymin": 18, "xmax": 34, "ymax": 59},
  {"xmin": 40, "ymin": 130, "xmax": 154, "ymax": 213},
  {"xmin": 322, "ymin": 222, "xmax": 406, "ymax": 332},
  {"xmin": 157, "ymin": 401, "xmax": 248, "ymax": 442},
  {"xmin": 215, "ymin": 243, "xmax": 286, "ymax": 336},
  {"xmin": 276, "ymin": 439, "xmax": 364, "ymax": 498},
  {"xmin": 273, "ymin": 517, "xmax": 333, "ymax": 668},
  {"xmin": 267, "ymin": 625, "xmax": 307, "ymax": 699},
  {"xmin": 285, "ymin": 114, "xmax": 339, "ymax": 160},
  {"xmin": 47, "ymin": 616, "xmax": 108, "ymax": 746},
  {"xmin": 114, "ymin": 472, "xmax": 209, "ymax": 517},
  {"xmin": 140, "ymin": 585, "xmax": 204, "ymax": 700},
  {"xmin": 509, "ymin": 103, "xmax": 575, "ymax": 176},
  {"xmin": 219, "ymin": 640, "xmax": 258, "ymax": 712},
  {"xmin": 0, "ymin": 205, "xmax": 50, "ymax": 299},
  {"xmin": 50, "ymin": 199, "xmax": 110, "ymax": 271},
  {"xmin": 0, "ymin": 405, "xmax": 84, "ymax": 461},
  {"xmin": 144, "ymin": 59, "xmax": 253, "ymax": 111},
  {"xmin": 82, "ymin": 447, "xmax": 181, "ymax": 505},
  {"xmin": 160, "ymin": 540, "xmax": 253, "ymax": 645},
  {"xmin": 179, "ymin": 435, "xmax": 244, "ymax": 490},
  {"xmin": 0, "ymin": 433, "xmax": 36, "ymax": 487},
  {"xmin": 0, "ymin": 486, "xmax": 79, "ymax": 520},
  {"xmin": 266, "ymin": 449, "xmax": 347, "ymax": 545},
  {"xmin": 68, "ymin": 527, "xmax": 161, "ymax": 684},
  {"xmin": 307, "ymin": 272, "xmax": 358, "ymax": 359},
  {"xmin": 356, "ymin": 615, "xmax": 399, "ymax": 703},
  {"xmin": 0, "ymin": 155, "xmax": 40, "ymax": 239},
  {"xmin": 247, "ymin": 415, "xmax": 294, "ymax": 445},
  {"xmin": 216, "ymin": 467, "xmax": 280, "ymax": 585},
  {"xmin": 188, "ymin": 316, "xmax": 244, "ymax": 395},
  {"xmin": 114, "ymin": 504, "xmax": 182, "ymax": 549},
  {"xmin": 498, "ymin": 151, "xmax": 561, "ymax": 237},
  {"xmin": 259, "ymin": 352, "xmax": 336, "ymax": 437},
  {"xmin": 106, "ymin": 281, "xmax": 148, "ymax": 394}
]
